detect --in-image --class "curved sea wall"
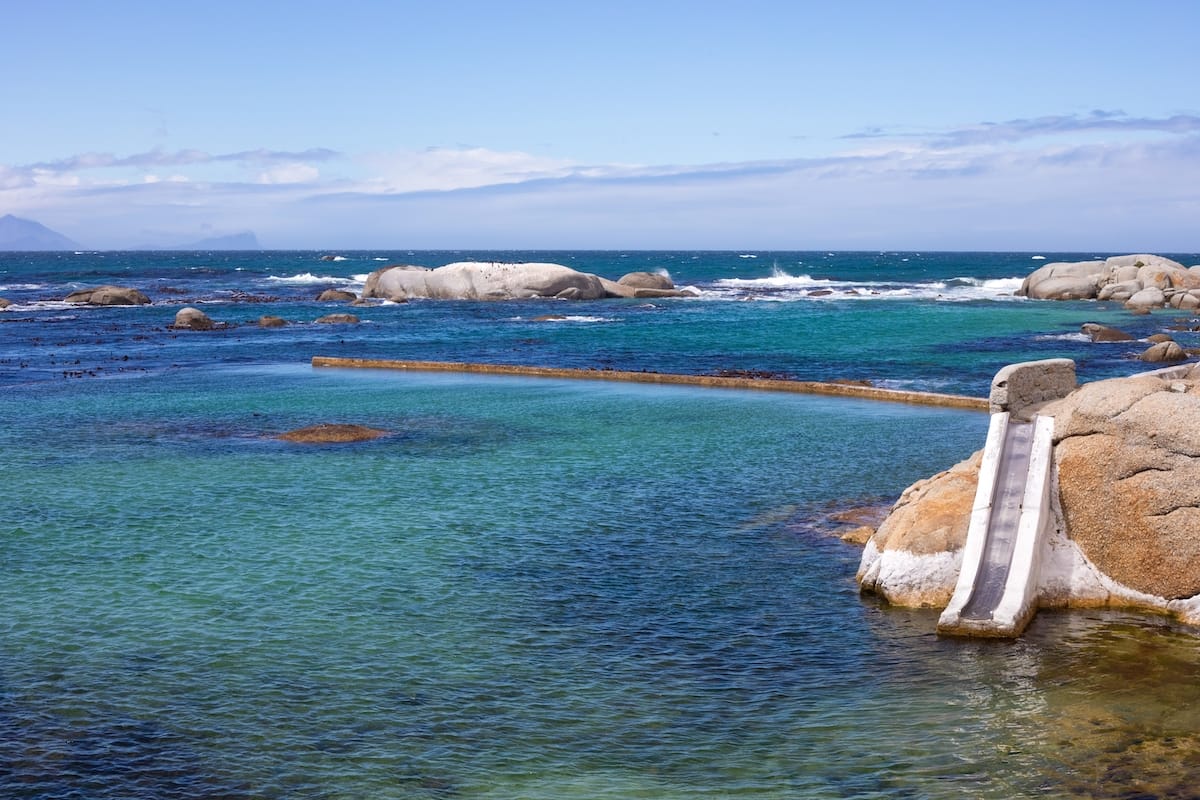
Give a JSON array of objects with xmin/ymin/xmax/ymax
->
[{"xmin": 858, "ymin": 364, "xmax": 1200, "ymax": 627}]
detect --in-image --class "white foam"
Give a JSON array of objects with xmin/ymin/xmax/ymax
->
[
  {"xmin": 0, "ymin": 283, "xmax": 46, "ymax": 291},
  {"xmin": 265, "ymin": 273, "xmax": 358, "ymax": 286},
  {"xmin": 738, "ymin": 253, "xmax": 758, "ymax": 259},
  {"xmin": 701, "ymin": 269, "xmax": 1027, "ymax": 303},
  {"xmin": 1034, "ymin": 332, "xmax": 1090, "ymax": 342},
  {"xmin": 520, "ymin": 315, "xmax": 613, "ymax": 323},
  {"xmin": 714, "ymin": 267, "xmax": 836, "ymax": 290},
  {"xmin": 1, "ymin": 300, "xmax": 80, "ymax": 312},
  {"xmin": 1032, "ymin": 255, "xmax": 1047, "ymax": 260}
]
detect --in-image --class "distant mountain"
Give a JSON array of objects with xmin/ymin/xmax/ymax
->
[
  {"xmin": 0, "ymin": 214, "xmax": 80, "ymax": 250},
  {"xmin": 129, "ymin": 231, "xmax": 262, "ymax": 250},
  {"xmin": 177, "ymin": 231, "xmax": 261, "ymax": 250}
]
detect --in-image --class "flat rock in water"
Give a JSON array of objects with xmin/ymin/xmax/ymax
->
[
  {"xmin": 276, "ymin": 424, "xmax": 390, "ymax": 443},
  {"xmin": 64, "ymin": 285, "xmax": 151, "ymax": 306},
  {"xmin": 315, "ymin": 313, "xmax": 360, "ymax": 324}
]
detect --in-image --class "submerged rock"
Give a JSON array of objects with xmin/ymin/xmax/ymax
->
[
  {"xmin": 258, "ymin": 315, "xmax": 288, "ymax": 327},
  {"xmin": 277, "ymin": 423, "xmax": 390, "ymax": 443}
]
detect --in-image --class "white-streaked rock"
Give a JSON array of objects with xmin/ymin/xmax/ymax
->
[{"xmin": 363, "ymin": 261, "xmax": 610, "ymax": 301}]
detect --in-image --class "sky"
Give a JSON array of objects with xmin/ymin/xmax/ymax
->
[{"xmin": 2, "ymin": 0, "xmax": 1199, "ymax": 250}]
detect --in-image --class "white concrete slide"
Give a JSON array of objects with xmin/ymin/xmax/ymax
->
[{"xmin": 937, "ymin": 412, "xmax": 1056, "ymax": 637}]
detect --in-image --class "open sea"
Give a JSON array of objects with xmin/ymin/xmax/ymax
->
[{"xmin": 2, "ymin": 250, "xmax": 1200, "ymax": 799}]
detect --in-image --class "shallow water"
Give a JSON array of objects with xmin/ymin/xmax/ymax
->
[{"xmin": 3, "ymin": 365, "xmax": 1200, "ymax": 798}]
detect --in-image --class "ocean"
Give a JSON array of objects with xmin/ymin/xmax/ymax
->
[{"xmin": 2, "ymin": 250, "xmax": 1199, "ymax": 799}]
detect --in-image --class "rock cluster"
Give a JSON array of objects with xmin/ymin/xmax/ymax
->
[
  {"xmin": 1018, "ymin": 254, "xmax": 1200, "ymax": 310},
  {"xmin": 857, "ymin": 365, "xmax": 1200, "ymax": 625}
]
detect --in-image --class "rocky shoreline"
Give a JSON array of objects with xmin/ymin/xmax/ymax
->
[{"xmin": 855, "ymin": 363, "xmax": 1200, "ymax": 629}]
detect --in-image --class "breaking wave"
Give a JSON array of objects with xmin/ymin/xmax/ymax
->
[{"xmin": 702, "ymin": 268, "xmax": 1025, "ymax": 302}]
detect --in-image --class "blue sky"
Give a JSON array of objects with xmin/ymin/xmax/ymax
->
[{"xmin": 3, "ymin": 0, "xmax": 1198, "ymax": 250}]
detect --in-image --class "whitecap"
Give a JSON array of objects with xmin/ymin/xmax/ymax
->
[
  {"xmin": 700, "ymin": 270, "xmax": 1027, "ymax": 303},
  {"xmin": 528, "ymin": 315, "xmax": 614, "ymax": 323},
  {"xmin": 2, "ymin": 300, "xmax": 80, "ymax": 312},
  {"xmin": 738, "ymin": 254, "xmax": 757, "ymax": 258},
  {"xmin": 1034, "ymin": 332, "xmax": 1090, "ymax": 342},
  {"xmin": 714, "ymin": 267, "xmax": 835, "ymax": 290},
  {"xmin": 1032, "ymin": 255, "xmax": 1047, "ymax": 260},
  {"xmin": 265, "ymin": 273, "xmax": 357, "ymax": 285}
]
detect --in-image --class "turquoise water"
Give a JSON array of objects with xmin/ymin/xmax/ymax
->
[{"xmin": 3, "ymin": 251, "xmax": 1200, "ymax": 798}]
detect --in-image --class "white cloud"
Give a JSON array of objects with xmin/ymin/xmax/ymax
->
[
  {"xmin": 360, "ymin": 146, "xmax": 581, "ymax": 193},
  {"xmin": 256, "ymin": 163, "xmax": 320, "ymax": 184},
  {"xmin": 2, "ymin": 113, "xmax": 1198, "ymax": 250}
]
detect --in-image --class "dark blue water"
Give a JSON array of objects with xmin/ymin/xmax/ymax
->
[{"xmin": 3, "ymin": 250, "xmax": 1195, "ymax": 392}]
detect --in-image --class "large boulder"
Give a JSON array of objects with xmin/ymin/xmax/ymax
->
[
  {"xmin": 1045, "ymin": 372, "xmax": 1200, "ymax": 600},
  {"xmin": 617, "ymin": 271, "xmax": 674, "ymax": 290},
  {"xmin": 856, "ymin": 450, "xmax": 980, "ymax": 607},
  {"xmin": 363, "ymin": 262, "xmax": 609, "ymax": 301},
  {"xmin": 1139, "ymin": 341, "xmax": 1187, "ymax": 362},
  {"xmin": 65, "ymin": 285, "xmax": 150, "ymax": 305},
  {"xmin": 1018, "ymin": 260, "xmax": 1103, "ymax": 300},
  {"xmin": 1126, "ymin": 286, "xmax": 1166, "ymax": 309},
  {"xmin": 171, "ymin": 307, "xmax": 215, "ymax": 330}
]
